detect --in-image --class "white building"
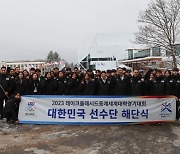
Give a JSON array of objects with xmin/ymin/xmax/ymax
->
[
  {"xmin": 0, "ymin": 61, "xmax": 46, "ymax": 74},
  {"xmin": 79, "ymin": 33, "xmax": 125, "ymax": 70},
  {"xmin": 0, "ymin": 60, "xmax": 66, "ymax": 74}
]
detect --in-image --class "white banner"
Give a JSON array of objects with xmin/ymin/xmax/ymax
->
[{"xmin": 18, "ymin": 96, "xmax": 176, "ymax": 125}]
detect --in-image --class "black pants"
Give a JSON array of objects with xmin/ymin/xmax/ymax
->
[{"xmin": 3, "ymin": 109, "xmax": 18, "ymax": 122}]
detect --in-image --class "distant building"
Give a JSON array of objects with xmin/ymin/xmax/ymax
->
[
  {"xmin": 0, "ymin": 60, "xmax": 66, "ymax": 74},
  {"xmin": 0, "ymin": 61, "xmax": 46, "ymax": 74},
  {"xmin": 122, "ymin": 45, "xmax": 180, "ymax": 71},
  {"xmin": 80, "ymin": 54, "xmax": 117, "ymax": 70}
]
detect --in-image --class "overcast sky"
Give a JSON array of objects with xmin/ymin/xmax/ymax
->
[{"xmin": 0, "ymin": 0, "xmax": 151, "ymax": 63}]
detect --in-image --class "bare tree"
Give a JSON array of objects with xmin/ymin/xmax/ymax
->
[{"xmin": 135, "ymin": 0, "xmax": 180, "ymax": 68}]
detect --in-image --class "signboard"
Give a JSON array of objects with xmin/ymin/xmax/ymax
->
[{"xmin": 18, "ymin": 96, "xmax": 176, "ymax": 125}]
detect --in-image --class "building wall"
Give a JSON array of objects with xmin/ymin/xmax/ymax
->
[
  {"xmin": 90, "ymin": 61, "xmax": 117, "ymax": 71},
  {"xmin": 0, "ymin": 61, "xmax": 46, "ymax": 74}
]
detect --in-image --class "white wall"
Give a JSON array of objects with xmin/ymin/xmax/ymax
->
[{"xmin": 90, "ymin": 61, "xmax": 117, "ymax": 71}]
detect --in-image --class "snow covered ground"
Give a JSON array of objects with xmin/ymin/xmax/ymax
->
[{"xmin": 0, "ymin": 120, "xmax": 180, "ymax": 154}]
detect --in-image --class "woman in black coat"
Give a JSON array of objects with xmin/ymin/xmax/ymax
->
[
  {"xmin": 27, "ymin": 73, "xmax": 42, "ymax": 95},
  {"xmin": 79, "ymin": 73, "xmax": 94, "ymax": 95},
  {"xmin": 41, "ymin": 72, "xmax": 55, "ymax": 95},
  {"xmin": 14, "ymin": 72, "xmax": 27, "ymax": 95},
  {"xmin": 144, "ymin": 73, "xmax": 155, "ymax": 96},
  {"xmin": 66, "ymin": 72, "xmax": 80, "ymax": 95}
]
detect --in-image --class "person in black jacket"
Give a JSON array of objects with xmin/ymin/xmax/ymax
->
[
  {"xmin": 130, "ymin": 69, "xmax": 144, "ymax": 96},
  {"xmin": 27, "ymin": 73, "xmax": 41, "ymax": 95},
  {"xmin": 95, "ymin": 70, "xmax": 101, "ymax": 79},
  {"xmin": 54, "ymin": 71, "xmax": 67, "ymax": 95},
  {"xmin": 172, "ymin": 68, "xmax": 180, "ymax": 98},
  {"xmin": 29, "ymin": 68, "xmax": 36, "ymax": 79},
  {"xmin": 144, "ymin": 73, "xmax": 155, "ymax": 96},
  {"xmin": 113, "ymin": 67, "xmax": 130, "ymax": 95},
  {"xmin": 95, "ymin": 71, "xmax": 112, "ymax": 95},
  {"xmin": 171, "ymin": 68, "xmax": 180, "ymax": 120},
  {"xmin": 164, "ymin": 70, "xmax": 175, "ymax": 95},
  {"xmin": 79, "ymin": 73, "xmax": 94, "ymax": 95},
  {"xmin": 87, "ymin": 69, "xmax": 94, "ymax": 79},
  {"xmin": 14, "ymin": 67, "xmax": 20, "ymax": 78},
  {"xmin": 53, "ymin": 67, "xmax": 59, "ymax": 79},
  {"xmin": 3, "ymin": 92, "xmax": 21, "ymax": 124},
  {"xmin": 35, "ymin": 69, "xmax": 44, "ymax": 82},
  {"xmin": 0, "ymin": 67, "xmax": 11, "ymax": 118},
  {"xmin": 23, "ymin": 70, "xmax": 29, "ymax": 79},
  {"xmin": 124, "ymin": 69, "xmax": 132, "ymax": 80},
  {"xmin": 41, "ymin": 72, "xmax": 55, "ymax": 95},
  {"xmin": 66, "ymin": 72, "xmax": 80, "ymax": 95},
  {"xmin": 9, "ymin": 69, "xmax": 16, "ymax": 79},
  {"xmin": 8, "ymin": 69, "xmax": 16, "ymax": 96},
  {"xmin": 144, "ymin": 69, "xmax": 153, "ymax": 81},
  {"xmin": 152, "ymin": 69, "xmax": 166, "ymax": 96},
  {"xmin": 14, "ymin": 72, "xmax": 28, "ymax": 95}
]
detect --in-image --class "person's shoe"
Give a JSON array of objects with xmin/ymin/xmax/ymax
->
[{"xmin": 15, "ymin": 120, "xmax": 19, "ymax": 125}]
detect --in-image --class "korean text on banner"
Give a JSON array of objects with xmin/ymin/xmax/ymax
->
[{"xmin": 18, "ymin": 96, "xmax": 176, "ymax": 125}]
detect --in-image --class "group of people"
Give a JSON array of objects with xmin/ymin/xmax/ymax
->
[{"xmin": 0, "ymin": 66, "xmax": 180, "ymax": 123}]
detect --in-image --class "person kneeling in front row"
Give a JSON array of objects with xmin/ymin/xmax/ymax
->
[{"xmin": 3, "ymin": 92, "xmax": 21, "ymax": 124}]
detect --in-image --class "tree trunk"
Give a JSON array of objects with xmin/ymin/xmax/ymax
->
[
  {"xmin": 171, "ymin": 44, "xmax": 177, "ymax": 68},
  {"xmin": 172, "ymin": 53, "xmax": 177, "ymax": 68}
]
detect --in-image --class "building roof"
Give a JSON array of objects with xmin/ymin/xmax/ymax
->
[{"xmin": 122, "ymin": 56, "xmax": 165, "ymax": 63}]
